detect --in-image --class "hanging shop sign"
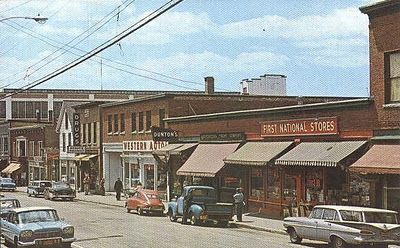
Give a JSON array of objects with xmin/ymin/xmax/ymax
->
[
  {"xmin": 73, "ymin": 113, "xmax": 81, "ymax": 145},
  {"xmin": 261, "ymin": 117, "xmax": 338, "ymax": 137},
  {"xmin": 123, "ymin": 140, "xmax": 168, "ymax": 152},
  {"xmin": 151, "ymin": 126, "xmax": 178, "ymax": 141},
  {"xmin": 67, "ymin": 146, "xmax": 86, "ymax": 153},
  {"xmin": 200, "ymin": 132, "xmax": 246, "ymax": 142}
]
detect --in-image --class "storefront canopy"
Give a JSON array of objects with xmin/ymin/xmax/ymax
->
[
  {"xmin": 349, "ymin": 145, "xmax": 400, "ymax": 174},
  {"xmin": 153, "ymin": 143, "xmax": 198, "ymax": 156},
  {"xmin": 275, "ymin": 141, "xmax": 367, "ymax": 167},
  {"xmin": 224, "ymin": 142, "xmax": 293, "ymax": 166},
  {"xmin": 1, "ymin": 162, "xmax": 21, "ymax": 174},
  {"xmin": 176, "ymin": 143, "xmax": 240, "ymax": 177},
  {"xmin": 81, "ymin": 154, "xmax": 98, "ymax": 161}
]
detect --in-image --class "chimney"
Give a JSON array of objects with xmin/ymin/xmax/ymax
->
[{"xmin": 204, "ymin": 76, "xmax": 214, "ymax": 94}]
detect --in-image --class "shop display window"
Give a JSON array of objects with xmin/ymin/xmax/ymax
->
[
  {"xmin": 222, "ymin": 176, "xmax": 241, "ymax": 188},
  {"xmin": 283, "ymin": 174, "xmax": 297, "ymax": 202},
  {"xmin": 305, "ymin": 169, "xmax": 324, "ymax": 203},
  {"xmin": 387, "ymin": 175, "xmax": 400, "ymax": 212},
  {"xmin": 267, "ymin": 167, "xmax": 281, "ymax": 200},
  {"xmin": 349, "ymin": 174, "xmax": 371, "ymax": 206},
  {"xmin": 250, "ymin": 168, "xmax": 264, "ymax": 200},
  {"xmin": 144, "ymin": 164, "xmax": 154, "ymax": 189}
]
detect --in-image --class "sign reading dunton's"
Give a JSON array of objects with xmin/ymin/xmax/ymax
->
[{"xmin": 261, "ymin": 117, "xmax": 338, "ymax": 137}]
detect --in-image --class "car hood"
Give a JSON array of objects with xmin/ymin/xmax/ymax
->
[
  {"xmin": 148, "ymin": 199, "xmax": 163, "ymax": 206},
  {"xmin": 19, "ymin": 221, "xmax": 69, "ymax": 231},
  {"xmin": 283, "ymin": 217, "xmax": 309, "ymax": 223}
]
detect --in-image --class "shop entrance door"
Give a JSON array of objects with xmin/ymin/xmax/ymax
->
[{"xmin": 284, "ymin": 172, "xmax": 302, "ymax": 216}]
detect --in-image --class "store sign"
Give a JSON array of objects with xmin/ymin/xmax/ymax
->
[
  {"xmin": 67, "ymin": 146, "xmax": 86, "ymax": 153},
  {"xmin": 123, "ymin": 140, "xmax": 168, "ymax": 152},
  {"xmin": 261, "ymin": 117, "xmax": 338, "ymax": 137},
  {"xmin": 200, "ymin": 132, "xmax": 246, "ymax": 142},
  {"xmin": 73, "ymin": 113, "xmax": 81, "ymax": 145},
  {"xmin": 151, "ymin": 126, "xmax": 178, "ymax": 141}
]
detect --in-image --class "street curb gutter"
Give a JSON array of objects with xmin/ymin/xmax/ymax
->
[
  {"xmin": 234, "ymin": 223, "xmax": 287, "ymax": 235},
  {"xmin": 75, "ymin": 198, "xmax": 125, "ymax": 208}
]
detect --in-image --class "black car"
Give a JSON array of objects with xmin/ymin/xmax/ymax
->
[{"xmin": 44, "ymin": 182, "xmax": 76, "ymax": 201}]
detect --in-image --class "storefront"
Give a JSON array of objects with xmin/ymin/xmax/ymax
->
[
  {"xmin": 349, "ymin": 145, "xmax": 400, "ymax": 212},
  {"xmin": 75, "ymin": 153, "xmax": 98, "ymax": 192}
]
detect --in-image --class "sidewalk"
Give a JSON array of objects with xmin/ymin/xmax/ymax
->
[{"xmin": 16, "ymin": 187, "xmax": 286, "ymax": 235}]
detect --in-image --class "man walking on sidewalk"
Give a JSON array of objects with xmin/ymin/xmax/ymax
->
[
  {"xmin": 114, "ymin": 178, "xmax": 123, "ymax": 201},
  {"xmin": 233, "ymin": 188, "xmax": 244, "ymax": 222}
]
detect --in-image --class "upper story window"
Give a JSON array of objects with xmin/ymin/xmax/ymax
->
[
  {"xmin": 38, "ymin": 141, "xmax": 43, "ymax": 156},
  {"xmin": 120, "ymin": 113, "xmax": 125, "ymax": 133},
  {"xmin": 2, "ymin": 136, "xmax": 8, "ymax": 155},
  {"xmin": 82, "ymin": 124, "xmax": 86, "ymax": 144},
  {"xmin": 16, "ymin": 138, "xmax": 26, "ymax": 157},
  {"xmin": 65, "ymin": 113, "xmax": 69, "ymax": 130},
  {"xmin": 131, "ymin": 113, "xmax": 137, "ymax": 132},
  {"xmin": 107, "ymin": 115, "xmax": 112, "ymax": 133},
  {"xmin": 138, "ymin": 112, "xmax": 144, "ymax": 131},
  {"xmin": 62, "ymin": 133, "xmax": 66, "ymax": 152},
  {"xmin": 29, "ymin": 141, "xmax": 35, "ymax": 157},
  {"xmin": 88, "ymin": 123, "xmax": 92, "ymax": 143},
  {"xmin": 146, "ymin": 111, "xmax": 151, "ymax": 131},
  {"xmin": 387, "ymin": 51, "xmax": 400, "ymax": 102},
  {"xmin": 114, "ymin": 114, "xmax": 119, "ymax": 133},
  {"xmin": 68, "ymin": 133, "xmax": 72, "ymax": 147},
  {"xmin": 159, "ymin": 109, "xmax": 165, "ymax": 128},
  {"xmin": 93, "ymin": 122, "xmax": 97, "ymax": 144}
]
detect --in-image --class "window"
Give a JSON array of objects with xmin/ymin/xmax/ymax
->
[
  {"xmin": 146, "ymin": 111, "xmax": 151, "ymax": 131},
  {"xmin": 310, "ymin": 208, "xmax": 324, "ymax": 219},
  {"xmin": 29, "ymin": 141, "xmax": 35, "ymax": 157},
  {"xmin": 322, "ymin": 209, "xmax": 337, "ymax": 221},
  {"xmin": 93, "ymin": 122, "xmax": 97, "ymax": 144},
  {"xmin": 62, "ymin": 133, "xmax": 66, "ymax": 152},
  {"xmin": 339, "ymin": 210, "xmax": 363, "ymax": 222},
  {"xmin": 0, "ymin": 137, "xmax": 3, "ymax": 154},
  {"xmin": 88, "ymin": 123, "xmax": 92, "ymax": 143},
  {"xmin": 250, "ymin": 168, "xmax": 264, "ymax": 200},
  {"xmin": 131, "ymin": 113, "xmax": 136, "ymax": 132},
  {"xmin": 159, "ymin": 109, "xmax": 165, "ymax": 128},
  {"xmin": 68, "ymin": 133, "xmax": 72, "ymax": 147},
  {"xmin": 138, "ymin": 112, "xmax": 144, "ymax": 131},
  {"xmin": 82, "ymin": 124, "xmax": 86, "ymax": 144},
  {"xmin": 38, "ymin": 141, "xmax": 43, "ymax": 156},
  {"xmin": 3, "ymin": 137, "xmax": 8, "ymax": 155},
  {"xmin": 48, "ymin": 110, "xmax": 53, "ymax": 122},
  {"xmin": 114, "ymin": 114, "xmax": 119, "ymax": 133},
  {"xmin": 16, "ymin": 139, "xmax": 26, "ymax": 157},
  {"xmin": 65, "ymin": 113, "xmax": 69, "ymax": 130},
  {"xmin": 107, "ymin": 115, "xmax": 112, "ymax": 133},
  {"xmin": 120, "ymin": 113, "xmax": 125, "ymax": 133},
  {"xmin": 387, "ymin": 51, "xmax": 400, "ymax": 102},
  {"xmin": 267, "ymin": 167, "xmax": 281, "ymax": 200}
]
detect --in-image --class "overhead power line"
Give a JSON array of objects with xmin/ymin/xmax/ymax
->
[{"xmin": 0, "ymin": 0, "xmax": 185, "ymax": 100}]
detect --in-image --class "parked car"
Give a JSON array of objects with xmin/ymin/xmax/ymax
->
[
  {"xmin": 1, "ymin": 206, "xmax": 75, "ymax": 248},
  {"xmin": 0, "ymin": 177, "xmax": 16, "ymax": 191},
  {"xmin": 0, "ymin": 196, "xmax": 21, "ymax": 219},
  {"xmin": 283, "ymin": 205, "xmax": 400, "ymax": 248},
  {"xmin": 167, "ymin": 185, "xmax": 233, "ymax": 227},
  {"xmin": 27, "ymin": 180, "xmax": 52, "ymax": 197},
  {"xmin": 125, "ymin": 189, "xmax": 165, "ymax": 215},
  {"xmin": 44, "ymin": 182, "xmax": 76, "ymax": 201}
]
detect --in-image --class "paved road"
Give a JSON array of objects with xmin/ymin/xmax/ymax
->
[{"xmin": 2, "ymin": 192, "xmax": 398, "ymax": 248}]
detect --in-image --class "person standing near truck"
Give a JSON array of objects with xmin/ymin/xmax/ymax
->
[
  {"xmin": 233, "ymin": 188, "xmax": 244, "ymax": 222},
  {"xmin": 182, "ymin": 189, "xmax": 193, "ymax": 224}
]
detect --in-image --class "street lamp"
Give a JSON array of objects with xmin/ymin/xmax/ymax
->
[{"xmin": 0, "ymin": 15, "xmax": 48, "ymax": 24}]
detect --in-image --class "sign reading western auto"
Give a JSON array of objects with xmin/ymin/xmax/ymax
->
[
  {"xmin": 123, "ymin": 140, "xmax": 168, "ymax": 152},
  {"xmin": 73, "ymin": 113, "xmax": 81, "ymax": 145},
  {"xmin": 261, "ymin": 117, "xmax": 338, "ymax": 137}
]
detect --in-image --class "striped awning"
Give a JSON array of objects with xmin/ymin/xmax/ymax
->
[
  {"xmin": 350, "ymin": 145, "xmax": 400, "ymax": 174},
  {"xmin": 224, "ymin": 142, "xmax": 293, "ymax": 166},
  {"xmin": 275, "ymin": 141, "xmax": 367, "ymax": 167},
  {"xmin": 153, "ymin": 143, "xmax": 197, "ymax": 156},
  {"xmin": 177, "ymin": 143, "xmax": 240, "ymax": 177},
  {"xmin": 1, "ymin": 162, "xmax": 21, "ymax": 174}
]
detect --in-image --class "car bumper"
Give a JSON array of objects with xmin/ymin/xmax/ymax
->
[
  {"xmin": 18, "ymin": 237, "xmax": 76, "ymax": 247},
  {"xmin": 353, "ymin": 237, "xmax": 400, "ymax": 245}
]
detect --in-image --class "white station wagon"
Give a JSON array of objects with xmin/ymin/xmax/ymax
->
[{"xmin": 283, "ymin": 205, "xmax": 400, "ymax": 248}]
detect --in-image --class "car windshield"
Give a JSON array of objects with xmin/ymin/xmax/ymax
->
[
  {"xmin": 18, "ymin": 210, "xmax": 59, "ymax": 224},
  {"xmin": 339, "ymin": 210, "xmax": 363, "ymax": 222},
  {"xmin": 53, "ymin": 182, "xmax": 70, "ymax": 189},
  {"xmin": 0, "ymin": 200, "xmax": 18, "ymax": 208},
  {"xmin": 1, "ymin": 178, "xmax": 13, "ymax": 183},
  {"xmin": 364, "ymin": 212, "xmax": 398, "ymax": 224}
]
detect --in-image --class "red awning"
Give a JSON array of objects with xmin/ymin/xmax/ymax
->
[
  {"xmin": 177, "ymin": 143, "xmax": 240, "ymax": 177},
  {"xmin": 349, "ymin": 145, "xmax": 400, "ymax": 174}
]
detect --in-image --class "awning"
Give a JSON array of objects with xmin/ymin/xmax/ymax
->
[
  {"xmin": 74, "ymin": 154, "xmax": 88, "ymax": 160},
  {"xmin": 349, "ymin": 145, "xmax": 400, "ymax": 174},
  {"xmin": 177, "ymin": 143, "xmax": 240, "ymax": 177},
  {"xmin": 224, "ymin": 142, "xmax": 293, "ymax": 166},
  {"xmin": 153, "ymin": 143, "xmax": 197, "ymax": 156},
  {"xmin": 81, "ymin": 154, "xmax": 98, "ymax": 161},
  {"xmin": 1, "ymin": 163, "xmax": 21, "ymax": 174},
  {"xmin": 275, "ymin": 141, "xmax": 367, "ymax": 167}
]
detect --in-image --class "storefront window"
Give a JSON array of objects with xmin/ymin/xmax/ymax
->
[
  {"xmin": 267, "ymin": 167, "xmax": 281, "ymax": 200},
  {"xmin": 144, "ymin": 164, "xmax": 154, "ymax": 189},
  {"xmin": 124, "ymin": 163, "xmax": 140, "ymax": 188},
  {"xmin": 305, "ymin": 169, "xmax": 324, "ymax": 203},
  {"xmin": 222, "ymin": 176, "xmax": 241, "ymax": 188},
  {"xmin": 283, "ymin": 173, "xmax": 297, "ymax": 202},
  {"xmin": 387, "ymin": 174, "xmax": 400, "ymax": 212},
  {"xmin": 349, "ymin": 174, "xmax": 371, "ymax": 207},
  {"xmin": 250, "ymin": 168, "xmax": 264, "ymax": 200}
]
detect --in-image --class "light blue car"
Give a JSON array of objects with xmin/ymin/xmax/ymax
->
[{"xmin": 1, "ymin": 206, "xmax": 75, "ymax": 248}]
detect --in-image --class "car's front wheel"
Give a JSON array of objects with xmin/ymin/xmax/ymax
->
[
  {"xmin": 331, "ymin": 236, "xmax": 347, "ymax": 248},
  {"xmin": 288, "ymin": 228, "xmax": 302, "ymax": 244},
  {"xmin": 137, "ymin": 207, "xmax": 143, "ymax": 215},
  {"xmin": 168, "ymin": 209, "xmax": 177, "ymax": 222}
]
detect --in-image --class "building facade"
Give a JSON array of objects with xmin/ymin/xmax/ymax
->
[{"xmin": 240, "ymin": 74, "xmax": 287, "ymax": 96}]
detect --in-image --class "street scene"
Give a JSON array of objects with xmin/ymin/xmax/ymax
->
[{"xmin": 1, "ymin": 0, "xmax": 400, "ymax": 248}]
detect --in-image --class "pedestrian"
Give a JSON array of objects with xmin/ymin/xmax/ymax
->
[
  {"xmin": 181, "ymin": 189, "xmax": 193, "ymax": 225},
  {"xmin": 83, "ymin": 175, "xmax": 90, "ymax": 195},
  {"xmin": 114, "ymin": 178, "xmax": 123, "ymax": 201},
  {"xmin": 233, "ymin": 188, "xmax": 244, "ymax": 222},
  {"xmin": 100, "ymin": 178, "xmax": 105, "ymax": 196}
]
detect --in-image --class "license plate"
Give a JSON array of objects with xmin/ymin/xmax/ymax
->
[{"xmin": 37, "ymin": 239, "xmax": 60, "ymax": 246}]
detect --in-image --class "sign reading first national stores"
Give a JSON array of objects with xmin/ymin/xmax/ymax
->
[{"xmin": 261, "ymin": 117, "xmax": 338, "ymax": 137}]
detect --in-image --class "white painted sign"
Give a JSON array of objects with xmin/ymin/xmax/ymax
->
[{"xmin": 123, "ymin": 140, "xmax": 168, "ymax": 152}]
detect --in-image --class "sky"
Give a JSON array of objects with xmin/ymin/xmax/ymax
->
[{"xmin": 0, "ymin": 0, "xmax": 380, "ymax": 97}]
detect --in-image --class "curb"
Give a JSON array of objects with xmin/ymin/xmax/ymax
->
[
  {"xmin": 74, "ymin": 198, "xmax": 125, "ymax": 208},
  {"xmin": 234, "ymin": 223, "xmax": 287, "ymax": 235}
]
